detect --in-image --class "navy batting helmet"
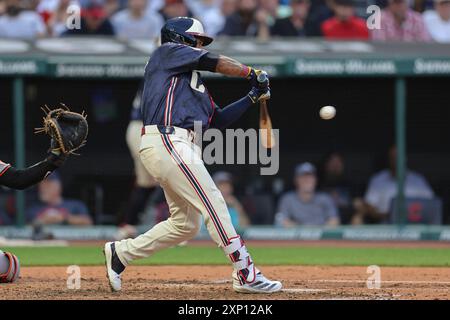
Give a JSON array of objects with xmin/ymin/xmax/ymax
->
[{"xmin": 161, "ymin": 17, "xmax": 213, "ymax": 47}]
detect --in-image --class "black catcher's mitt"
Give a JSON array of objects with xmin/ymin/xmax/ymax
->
[{"xmin": 35, "ymin": 104, "xmax": 88, "ymax": 155}]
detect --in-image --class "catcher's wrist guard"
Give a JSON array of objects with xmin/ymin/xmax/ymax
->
[
  {"xmin": 35, "ymin": 104, "xmax": 88, "ymax": 156},
  {"xmin": 46, "ymin": 151, "xmax": 67, "ymax": 167}
]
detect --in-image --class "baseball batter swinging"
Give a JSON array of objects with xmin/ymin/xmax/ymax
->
[{"xmin": 104, "ymin": 17, "xmax": 282, "ymax": 294}]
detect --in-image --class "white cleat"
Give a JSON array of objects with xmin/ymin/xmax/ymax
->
[
  {"xmin": 232, "ymin": 270, "xmax": 282, "ymax": 294},
  {"xmin": 103, "ymin": 242, "xmax": 125, "ymax": 292}
]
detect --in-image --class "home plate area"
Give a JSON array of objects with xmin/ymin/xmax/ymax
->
[{"xmin": 1, "ymin": 265, "xmax": 449, "ymax": 300}]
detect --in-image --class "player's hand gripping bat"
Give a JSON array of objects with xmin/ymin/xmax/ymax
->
[{"xmin": 257, "ymin": 73, "xmax": 275, "ymax": 149}]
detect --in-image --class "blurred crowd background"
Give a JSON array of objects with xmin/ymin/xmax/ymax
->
[{"xmin": 0, "ymin": 0, "xmax": 449, "ymax": 42}]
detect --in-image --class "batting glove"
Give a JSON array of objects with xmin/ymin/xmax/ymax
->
[
  {"xmin": 247, "ymin": 68, "xmax": 269, "ymax": 89},
  {"xmin": 248, "ymin": 86, "xmax": 271, "ymax": 104}
]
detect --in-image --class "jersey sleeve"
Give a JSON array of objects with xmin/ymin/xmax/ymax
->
[
  {"xmin": 162, "ymin": 43, "xmax": 209, "ymax": 73},
  {"xmin": 0, "ymin": 160, "xmax": 11, "ymax": 177}
]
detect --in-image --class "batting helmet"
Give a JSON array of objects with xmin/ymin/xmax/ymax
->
[
  {"xmin": 0, "ymin": 250, "xmax": 21, "ymax": 283},
  {"xmin": 161, "ymin": 17, "xmax": 213, "ymax": 47}
]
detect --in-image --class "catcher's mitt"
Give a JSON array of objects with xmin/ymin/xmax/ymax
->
[{"xmin": 35, "ymin": 104, "xmax": 88, "ymax": 155}]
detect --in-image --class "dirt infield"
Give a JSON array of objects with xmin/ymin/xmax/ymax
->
[{"xmin": 1, "ymin": 265, "xmax": 450, "ymax": 300}]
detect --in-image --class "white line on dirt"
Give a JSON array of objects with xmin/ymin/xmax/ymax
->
[
  {"xmin": 308, "ymin": 279, "xmax": 450, "ymax": 285},
  {"xmin": 282, "ymin": 288, "xmax": 328, "ymax": 293},
  {"xmin": 211, "ymin": 279, "xmax": 231, "ymax": 284}
]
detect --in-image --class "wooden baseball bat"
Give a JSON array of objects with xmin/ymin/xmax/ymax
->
[{"xmin": 259, "ymin": 99, "xmax": 275, "ymax": 149}]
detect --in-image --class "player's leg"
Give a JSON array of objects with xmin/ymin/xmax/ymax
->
[
  {"xmin": 104, "ymin": 185, "xmax": 201, "ymax": 291},
  {"xmin": 115, "ymin": 186, "xmax": 201, "ymax": 263},
  {"xmin": 104, "ymin": 133, "xmax": 202, "ymax": 291},
  {"xmin": 158, "ymin": 134, "xmax": 282, "ymax": 293}
]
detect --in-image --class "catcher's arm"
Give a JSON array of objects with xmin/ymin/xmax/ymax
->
[{"xmin": 0, "ymin": 151, "xmax": 65, "ymax": 190}]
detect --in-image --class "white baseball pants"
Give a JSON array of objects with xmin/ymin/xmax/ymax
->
[{"xmin": 115, "ymin": 125, "xmax": 240, "ymax": 265}]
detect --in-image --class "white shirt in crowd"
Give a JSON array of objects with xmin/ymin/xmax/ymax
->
[
  {"xmin": 201, "ymin": 5, "xmax": 226, "ymax": 36},
  {"xmin": 0, "ymin": 11, "xmax": 46, "ymax": 39},
  {"xmin": 145, "ymin": 0, "xmax": 164, "ymax": 15},
  {"xmin": 111, "ymin": 10, "xmax": 164, "ymax": 39},
  {"xmin": 423, "ymin": 10, "xmax": 450, "ymax": 43},
  {"xmin": 364, "ymin": 169, "xmax": 435, "ymax": 214}
]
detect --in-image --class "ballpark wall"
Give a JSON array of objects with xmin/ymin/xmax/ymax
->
[{"xmin": 1, "ymin": 77, "xmax": 450, "ymax": 224}]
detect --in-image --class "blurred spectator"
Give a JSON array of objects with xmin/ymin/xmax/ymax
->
[
  {"xmin": 271, "ymin": 0, "xmax": 313, "ymax": 36},
  {"xmin": 26, "ymin": 172, "xmax": 92, "ymax": 225},
  {"xmin": 62, "ymin": 1, "xmax": 115, "ymax": 35},
  {"xmin": 352, "ymin": 146, "xmax": 435, "ymax": 224},
  {"xmin": 104, "ymin": 0, "xmax": 121, "ymax": 16},
  {"xmin": 260, "ymin": 0, "xmax": 279, "ymax": 19},
  {"xmin": 0, "ymin": 0, "xmax": 6, "ymax": 14},
  {"xmin": 304, "ymin": 0, "xmax": 333, "ymax": 36},
  {"xmin": 320, "ymin": 152, "xmax": 355, "ymax": 224},
  {"xmin": 371, "ymin": 0, "xmax": 431, "ymax": 41},
  {"xmin": 40, "ymin": 0, "xmax": 76, "ymax": 36},
  {"xmin": 0, "ymin": 0, "xmax": 46, "ymax": 38},
  {"xmin": 78, "ymin": 0, "xmax": 121, "ymax": 15},
  {"xmin": 275, "ymin": 162, "xmax": 339, "ymax": 227},
  {"xmin": 353, "ymin": 0, "xmax": 381, "ymax": 18},
  {"xmin": 36, "ymin": 0, "xmax": 74, "ymax": 24},
  {"xmin": 201, "ymin": 0, "xmax": 237, "ymax": 36},
  {"xmin": 0, "ymin": 191, "xmax": 14, "ymax": 225},
  {"xmin": 159, "ymin": 0, "xmax": 192, "ymax": 21},
  {"xmin": 145, "ymin": 0, "xmax": 164, "ymax": 14},
  {"xmin": 21, "ymin": 0, "xmax": 41, "ymax": 10},
  {"xmin": 219, "ymin": 0, "xmax": 269, "ymax": 37},
  {"xmin": 188, "ymin": 0, "xmax": 219, "ymax": 18},
  {"xmin": 213, "ymin": 171, "xmax": 249, "ymax": 228},
  {"xmin": 412, "ymin": 0, "xmax": 435, "ymax": 12},
  {"xmin": 111, "ymin": 0, "xmax": 164, "ymax": 39},
  {"xmin": 423, "ymin": 0, "xmax": 450, "ymax": 42},
  {"xmin": 321, "ymin": 0, "xmax": 369, "ymax": 39}
]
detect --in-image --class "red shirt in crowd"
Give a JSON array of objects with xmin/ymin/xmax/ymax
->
[{"xmin": 321, "ymin": 16, "xmax": 369, "ymax": 40}]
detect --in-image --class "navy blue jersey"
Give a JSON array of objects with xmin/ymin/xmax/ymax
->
[{"xmin": 141, "ymin": 43, "xmax": 216, "ymax": 130}]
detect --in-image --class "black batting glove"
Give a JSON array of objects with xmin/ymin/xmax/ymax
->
[
  {"xmin": 247, "ymin": 68, "xmax": 269, "ymax": 89},
  {"xmin": 248, "ymin": 86, "xmax": 271, "ymax": 104}
]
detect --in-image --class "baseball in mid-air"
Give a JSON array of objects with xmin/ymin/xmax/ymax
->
[{"xmin": 319, "ymin": 106, "xmax": 336, "ymax": 120}]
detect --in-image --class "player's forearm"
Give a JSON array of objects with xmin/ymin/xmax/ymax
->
[
  {"xmin": 0, "ymin": 160, "xmax": 57, "ymax": 190},
  {"xmin": 215, "ymin": 55, "xmax": 251, "ymax": 78}
]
